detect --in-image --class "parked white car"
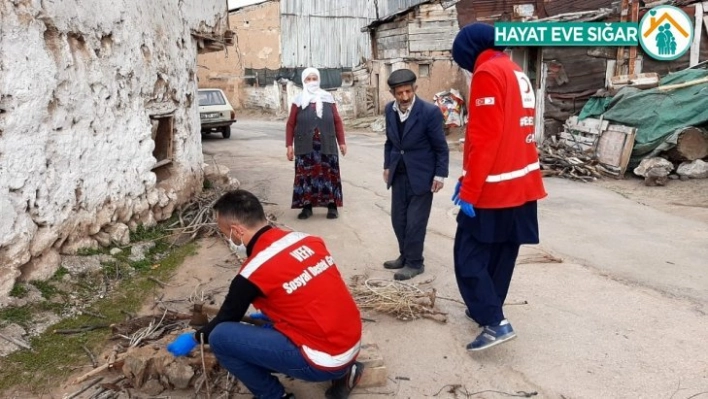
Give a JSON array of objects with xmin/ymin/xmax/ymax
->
[{"xmin": 198, "ymin": 88, "xmax": 236, "ymax": 139}]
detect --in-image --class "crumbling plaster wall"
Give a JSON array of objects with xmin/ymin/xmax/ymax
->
[
  {"xmin": 371, "ymin": 59, "xmax": 467, "ymax": 114},
  {"xmin": 198, "ymin": 1, "xmax": 281, "ymax": 108},
  {"xmin": 242, "ymin": 81, "xmax": 364, "ymax": 119},
  {"xmin": 0, "ymin": 0, "xmax": 226, "ymax": 303}
]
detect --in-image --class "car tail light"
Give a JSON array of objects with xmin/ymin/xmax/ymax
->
[{"xmin": 230, "ymin": 110, "xmax": 236, "ymax": 120}]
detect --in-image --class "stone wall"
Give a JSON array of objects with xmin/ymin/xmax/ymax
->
[{"xmin": 0, "ymin": 0, "xmax": 227, "ymax": 304}]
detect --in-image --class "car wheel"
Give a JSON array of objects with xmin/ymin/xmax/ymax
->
[{"xmin": 222, "ymin": 126, "xmax": 231, "ymax": 139}]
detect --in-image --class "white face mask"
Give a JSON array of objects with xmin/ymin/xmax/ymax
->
[
  {"xmin": 305, "ymin": 81, "xmax": 320, "ymax": 94},
  {"xmin": 228, "ymin": 228, "xmax": 247, "ymax": 257}
]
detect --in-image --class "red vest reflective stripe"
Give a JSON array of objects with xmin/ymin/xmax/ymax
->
[
  {"xmin": 461, "ymin": 50, "xmax": 547, "ymax": 209},
  {"xmin": 240, "ymin": 228, "xmax": 362, "ymax": 369}
]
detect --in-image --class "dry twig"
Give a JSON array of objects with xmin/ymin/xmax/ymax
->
[
  {"xmin": 54, "ymin": 325, "xmax": 108, "ymax": 334},
  {"xmin": 147, "ymin": 276, "xmax": 167, "ymax": 288},
  {"xmin": 82, "ymin": 344, "xmax": 98, "ymax": 368},
  {"xmin": 200, "ymin": 332, "xmax": 212, "ymax": 399},
  {"xmin": 350, "ymin": 276, "xmax": 447, "ymax": 323},
  {"xmin": 64, "ymin": 377, "xmax": 103, "ymax": 399},
  {"xmin": 0, "ymin": 332, "xmax": 31, "ymax": 350}
]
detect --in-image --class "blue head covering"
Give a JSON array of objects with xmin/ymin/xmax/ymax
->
[{"xmin": 452, "ymin": 23, "xmax": 507, "ymax": 72}]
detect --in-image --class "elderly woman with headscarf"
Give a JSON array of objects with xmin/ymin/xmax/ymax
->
[
  {"xmin": 286, "ymin": 67, "xmax": 347, "ymax": 220},
  {"xmin": 450, "ymin": 23, "xmax": 546, "ymax": 351}
]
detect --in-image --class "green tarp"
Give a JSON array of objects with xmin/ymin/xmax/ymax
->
[{"xmin": 578, "ymin": 69, "xmax": 708, "ymax": 165}]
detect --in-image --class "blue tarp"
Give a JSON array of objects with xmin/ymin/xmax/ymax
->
[{"xmin": 577, "ymin": 69, "xmax": 708, "ymax": 165}]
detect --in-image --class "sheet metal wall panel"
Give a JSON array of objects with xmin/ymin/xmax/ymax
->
[
  {"xmin": 280, "ymin": 0, "xmax": 377, "ymax": 68},
  {"xmin": 543, "ymin": 0, "xmax": 615, "ymax": 16},
  {"xmin": 377, "ymin": 0, "xmax": 431, "ymax": 19}
]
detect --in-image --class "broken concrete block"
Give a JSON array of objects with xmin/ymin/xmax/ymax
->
[
  {"xmin": 147, "ymin": 190, "xmax": 160, "ymax": 207},
  {"xmin": 0, "ymin": 324, "xmax": 28, "ymax": 357},
  {"xmin": 141, "ymin": 379, "xmax": 165, "ymax": 396},
  {"xmin": 204, "ymin": 164, "xmax": 232, "ymax": 188},
  {"xmin": 358, "ymin": 343, "xmax": 385, "ymax": 368},
  {"xmin": 129, "ymin": 242, "xmax": 155, "ymax": 262},
  {"xmin": 677, "ymin": 159, "xmax": 708, "ymax": 179},
  {"xmin": 165, "ymin": 360, "xmax": 194, "ymax": 389},
  {"xmin": 18, "ymin": 249, "xmax": 61, "ymax": 282},
  {"xmin": 60, "ymin": 255, "xmax": 102, "ymax": 276},
  {"xmin": 633, "ymin": 157, "xmax": 673, "ymax": 177},
  {"xmin": 358, "ymin": 365, "xmax": 388, "ymax": 388},
  {"xmin": 60, "ymin": 236, "xmax": 98, "ymax": 255},
  {"xmin": 29, "ymin": 227, "xmax": 60, "ymax": 257},
  {"xmin": 104, "ymin": 223, "xmax": 130, "ymax": 245},
  {"xmin": 122, "ymin": 346, "xmax": 157, "ymax": 388},
  {"xmin": 93, "ymin": 231, "xmax": 112, "ymax": 247}
]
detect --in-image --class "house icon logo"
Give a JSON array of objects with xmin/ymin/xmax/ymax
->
[{"xmin": 638, "ymin": 5, "xmax": 693, "ymax": 61}]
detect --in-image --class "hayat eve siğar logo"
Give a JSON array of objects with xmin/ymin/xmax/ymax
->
[{"xmin": 638, "ymin": 5, "xmax": 693, "ymax": 61}]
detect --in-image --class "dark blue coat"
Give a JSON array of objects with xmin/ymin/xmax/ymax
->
[{"xmin": 383, "ymin": 97, "xmax": 449, "ymax": 195}]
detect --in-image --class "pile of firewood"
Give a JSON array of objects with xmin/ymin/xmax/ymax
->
[
  {"xmin": 539, "ymin": 138, "xmax": 605, "ymax": 182},
  {"xmin": 64, "ymin": 308, "xmax": 244, "ymax": 398}
]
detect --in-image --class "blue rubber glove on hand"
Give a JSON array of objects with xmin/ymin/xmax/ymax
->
[
  {"xmin": 452, "ymin": 181, "xmax": 475, "ymax": 218},
  {"xmin": 451, "ymin": 181, "xmax": 462, "ymax": 205},
  {"xmin": 249, "ymin": 312, "xmax": 273, "ymax": 329},
  {"xmin": 459, "ymin": 200, "xmax": 476, "ymax": 218},
  {"xmin": 167, "ymin": 332, "xmax": 198, "ymax": 357}
]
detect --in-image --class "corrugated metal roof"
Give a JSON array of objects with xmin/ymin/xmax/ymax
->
[
  {"xmin": 456, "ymin": 0, "xmax": 546, "ymax": 25},
  {"xmin": 280, "ymin": 0, "xmax": 377, "ymax": 68},
  {"xmin": 544, "ymin": 0, "xmax": 615, "ymax": 16},
  {"xmin": 377, "ymin": 0, "xmax": 431, "ymax": 19}
]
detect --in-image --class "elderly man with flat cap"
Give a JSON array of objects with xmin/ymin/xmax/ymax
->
[
  {"xmin": 451, "ymin": 23, "xmax": 546, "ymax": 351},
  {"xmin": 382, "ymin": 68, "xmax": 449, "ymax": 281}
]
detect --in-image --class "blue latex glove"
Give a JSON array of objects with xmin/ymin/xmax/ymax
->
[
  {"xmin": 167, "ymin": 332, "xmax": 197, "ymax": 357},
  {"xmin": 460, "ymin": 200, "xmax": 476, "ymax": 218},
  {"xmin": 451, "ymin": 181, "xmax": 462, "ymax": 205},
  {"xmin": 249, "ymin": 312, "xmax": 273, "ymax": 329}
]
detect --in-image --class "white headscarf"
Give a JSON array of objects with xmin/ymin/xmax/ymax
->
[{"xmin": 293, "ymin": 67, "xmax": 334, "ymax": 118}]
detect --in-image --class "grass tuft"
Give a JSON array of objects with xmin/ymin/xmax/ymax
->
[{"xmin": 0, "ymin": 235, "xmax": 197, "ymax": 394}]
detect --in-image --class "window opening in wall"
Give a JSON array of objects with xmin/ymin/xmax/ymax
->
[
  {"xmin": 419, "ymin": 63, "xmax": 430, "ymax": 78},
  {"xmin": 150, "ymin": 114, "xmax": 174, "ymax": 182}
]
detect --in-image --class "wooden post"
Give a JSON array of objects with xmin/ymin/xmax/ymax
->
[
  {"xmin": 615, "ymin": 0, "xmax": 630, "ymax": 76},
  {"xmin": 628, "ymin": 1, "xmax": 640, "ymax": 75},
  {"xmin": 690, "ymin": 3, "xmax": 704, "ymax": 67}
]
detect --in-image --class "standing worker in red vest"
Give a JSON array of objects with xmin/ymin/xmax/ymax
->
[{"xmin": 451, "ymin": 23, "xmax": 547, "ymax": 351}]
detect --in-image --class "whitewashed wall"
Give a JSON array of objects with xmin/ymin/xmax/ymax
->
[{"xmin": 0, "ymin": 0, "xmax": 227, "ymax": 303}]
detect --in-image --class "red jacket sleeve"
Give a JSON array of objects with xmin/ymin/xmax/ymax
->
[
  {"xmin": 285, "ymin": 103, "xmax": 298, "ymax": 147},
  {"xmin": 332, "ymin": 104, "xmax": 345, "ymax": 145},
  {"xmin": 461, "ymin": 70, "xmax": 505, "ymax": 205}
]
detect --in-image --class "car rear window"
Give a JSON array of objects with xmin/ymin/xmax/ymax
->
[{"xmin": 198, "ymin": 90, "xmax": 226, "ymax": 106}]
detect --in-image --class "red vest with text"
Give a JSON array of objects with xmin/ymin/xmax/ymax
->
[
  {"xmin": 460, "ymin": 49, "xmax": 547, "ymax": 208},
  {"xmin": 239, "ymin": 228, "xmax": 362, "ymax": 370}
]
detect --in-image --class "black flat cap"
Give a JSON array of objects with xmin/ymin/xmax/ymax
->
[{"xmin": 387, "ymin": 68, "xmax": 417, "ymax": 88}]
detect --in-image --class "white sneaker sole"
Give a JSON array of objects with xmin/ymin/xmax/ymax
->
[{"xmin": 467, "ymin": 332, "xmax": 517, "ymax": 352}]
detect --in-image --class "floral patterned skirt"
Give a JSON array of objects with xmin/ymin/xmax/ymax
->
[{"xmin": 291, "ymin": 133, "xmax": 343, "ymax": 209}]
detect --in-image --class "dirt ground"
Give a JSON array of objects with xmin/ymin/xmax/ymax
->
[
  {"xmin": 597, "ymin": 176, "xmax": 708, "ymax": 225},
  {"xmin": 47, "ymin": 119, "xmax": 708, "ymax": 399}
]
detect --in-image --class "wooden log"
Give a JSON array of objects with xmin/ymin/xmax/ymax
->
[
  {"xmin": 666, "ymin": 127, "xmax": 708, "ymax": 162},
  {"xmin": 656, "ymin": 76, "xmax": 708, "ymax": 91},
  {"xmin": 71, "ymin": 353, "xmax": 128, "ymax": 385}
]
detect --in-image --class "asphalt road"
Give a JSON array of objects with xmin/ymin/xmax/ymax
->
[{"xmin": 201, "ymin": 119, "xmax": 708, "ymax": 399}]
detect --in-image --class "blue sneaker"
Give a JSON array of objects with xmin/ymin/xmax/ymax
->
[{"xmin": 466, "ymin": 320, "xmax": 516, "ymax": 351}]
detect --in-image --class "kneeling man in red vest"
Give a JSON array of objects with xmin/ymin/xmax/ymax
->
[{"xmin": 167, "ymin": 189, "xmax": 363, "ymax": 399}]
